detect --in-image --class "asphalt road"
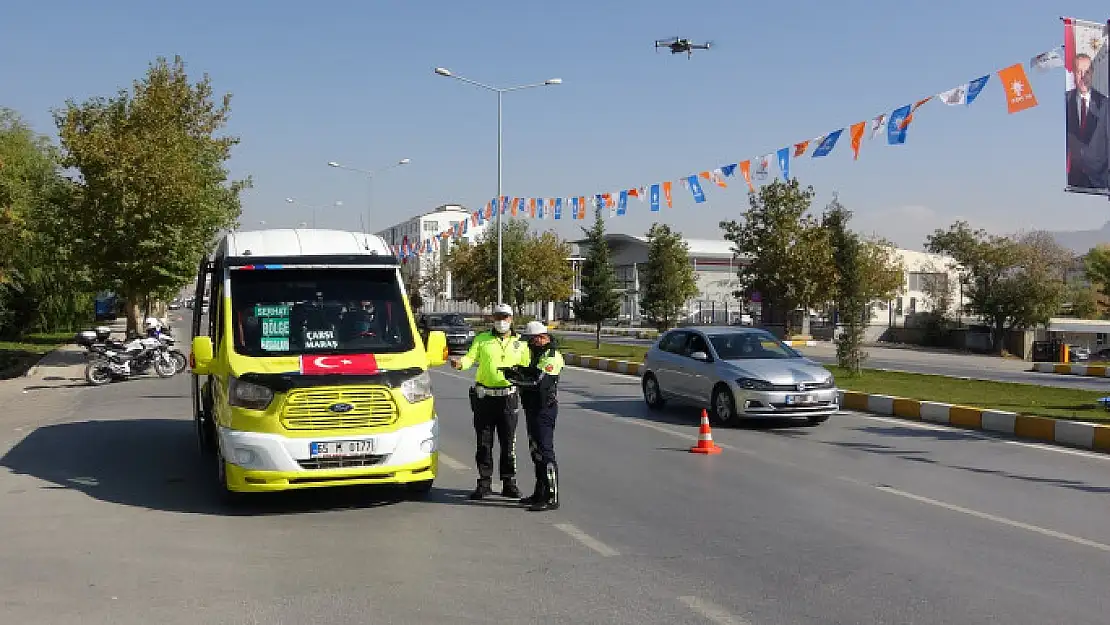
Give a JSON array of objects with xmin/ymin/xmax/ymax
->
[
  {"xmin": 2, "ymin": 357, "xmax": 1110, "ymax": 624},
  {"xmin": 556, "ymin": 330, "xmax": 1110, "ymax": 391}
]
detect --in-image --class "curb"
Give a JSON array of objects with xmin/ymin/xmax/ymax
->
[
  {"xmin": 784, "ymin": 340, "xmax": 818, "ymax": 347},
  {"xmin": 1031, "ymin": 362, "xmax": 1110, "ymax": 378},
  {"xmin": 564, "ymin": 352, "xmax": 1110, "ymax": 454}
]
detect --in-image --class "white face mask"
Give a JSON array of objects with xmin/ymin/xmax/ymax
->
[{"xmin": 493, "ymin": 319, "xmax": 511, "ymax": 333}]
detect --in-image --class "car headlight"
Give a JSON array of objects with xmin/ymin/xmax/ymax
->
[
  {"xmin": 736, "ymin": 377, "xmax": 773, "ymax": 391},
  {"xmin": 401, "ymin": 371, "xmax": 434, "ymax": 403},
  {"xmin": 467, "ymin": 330, "xmax": 475, "ymax": 338},
  {"xmin": 229, "ymin": 376, "xmax": 274, "ymax": 410}
]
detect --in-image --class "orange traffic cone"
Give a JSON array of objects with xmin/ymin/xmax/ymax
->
[{"xmin": 690, "ymin": 409, "xmax": 722, "ymax": 455}]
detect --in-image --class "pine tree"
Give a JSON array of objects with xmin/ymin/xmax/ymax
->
[
  {"xmin": 640, "ymin": 223, "xmax": 700, "ymax": 331},
  {"xmin": 573, "ymin": 209, "xmax": 621, "ymax": 347}
]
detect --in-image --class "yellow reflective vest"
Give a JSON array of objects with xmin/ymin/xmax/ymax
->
[{"xmin": 457, "ymin": 330, "xmax": 530, "ymax": 388}]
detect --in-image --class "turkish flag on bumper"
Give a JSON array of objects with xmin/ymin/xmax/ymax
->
[{"xmin": 299, "ymin": 354, "xmax": 379, "ymax": 375}]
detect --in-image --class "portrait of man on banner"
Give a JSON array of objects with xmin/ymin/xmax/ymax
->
[{"xmin": 1065, "ymin": 18, "xmax": 1110, "ymax": 194}]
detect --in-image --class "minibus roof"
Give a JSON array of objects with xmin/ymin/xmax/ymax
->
[{"xmin": 221, "ymin": 229, "xmax": 393, "ymax": 258}]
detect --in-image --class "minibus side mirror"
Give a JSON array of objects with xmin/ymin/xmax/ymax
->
[
  {"xmin": 425, "ymin": 330, "xmax": 448, "ymax": 367},
  {"xmin": 191, "ymin": 336, "xmax": 215, "ymax": 374}
]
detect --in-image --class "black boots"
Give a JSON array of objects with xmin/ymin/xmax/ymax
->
[
  {"xmin": 468, "ymin": 478, "xmax": 521, "ymax": 501},
  {"xmin": 501, "ymin": 478, "xmax": 522, "ymax": 499},
  {"xmin": 527, "ymin": 463, "xmax": 559, "ymax": 512}
]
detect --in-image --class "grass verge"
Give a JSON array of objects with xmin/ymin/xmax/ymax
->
[
  {"xmin": 0, "ymin": 332, "xmax": 74, "ymax": 379},
  {"xmin": 555, "ymin": 336, "xmax": 1110, "ymax": 422}
]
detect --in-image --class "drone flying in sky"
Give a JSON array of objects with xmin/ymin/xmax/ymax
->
[{"xmin": 654, "ymin": 37, "xmax": 713, "ymax": 59}]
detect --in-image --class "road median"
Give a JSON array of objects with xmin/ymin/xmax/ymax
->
[
  {"xmin": 559, "ymin": 338, "xmax": 1110, "ymax": 454},
  {"xmin": 1031, "ymin": 363, "xmax": 1110, "ymax": 378}
]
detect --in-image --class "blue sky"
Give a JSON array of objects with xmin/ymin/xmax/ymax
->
[{"xmin": 2, "ymin": 0, "xmax": 1108, "ymax": 249}]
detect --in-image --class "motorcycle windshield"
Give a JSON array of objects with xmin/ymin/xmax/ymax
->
[{"xmin": 228, "ymin": 267, "xmax": 414, "ymax": 358}]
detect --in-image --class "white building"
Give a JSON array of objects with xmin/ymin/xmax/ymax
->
[
  {"xmin": 871, "ymin": 247, "xmax": 967, "ymax": 329},
  {"xmin": 374, "ymin": 204, "xmax": 488, "ymax": 304}
]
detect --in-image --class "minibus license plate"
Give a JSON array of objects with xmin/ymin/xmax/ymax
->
[
  {"xmin": 310, "ymin": 439, "xmax": 375, "ymax": 457},
  {"xmin": 785, "ymin": 394, "xmax": 816, "ymax": 406}
]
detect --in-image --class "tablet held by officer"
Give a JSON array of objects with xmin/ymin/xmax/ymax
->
[
  {"xmin": 451, "ymin": 304, "xmax": 529, "ymax": 501},
  {"xmin": 501, "ymin": 321, "xmax": 564, "ymax": 512}
]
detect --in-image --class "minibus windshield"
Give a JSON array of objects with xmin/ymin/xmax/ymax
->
[{"xmin": 229, "ymin": 267, "xmax": 415, "ymax": 357}]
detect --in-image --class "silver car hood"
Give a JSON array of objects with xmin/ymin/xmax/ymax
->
[{"xmin": 718, "ymin": 357, "xmax": 833, "ymax": 385}]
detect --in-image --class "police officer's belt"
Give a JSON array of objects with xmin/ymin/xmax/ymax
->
[{"xmin": 474, "ymin": 384, "xmax": 517, "ymax": 398}]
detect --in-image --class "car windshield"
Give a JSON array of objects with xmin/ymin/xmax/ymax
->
[
  {"xmin": 708, "ymin": 332, "xmax": 799, "ymax": 360},
  {"xmin": 429, "ymin": 314, "xmax": 466, "ymax": 326},
  {"xmin": 229, "ymin": 268, "xmax": 414, "ymax": 357}
]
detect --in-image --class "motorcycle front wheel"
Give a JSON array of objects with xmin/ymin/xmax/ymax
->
[
  {"xmin": 169, "ymin": 349, "xmax": 188, "ymax": 374},
  {"xmin": 85, "ymin": 361, "xmax": 113, "ymax": 386},
  {"xmin": 153, "ymin": 353, "xmax": 177, "ymax": 378}
]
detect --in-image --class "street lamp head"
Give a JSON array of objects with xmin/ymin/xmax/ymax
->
[
  {"xmin": 327, "ymin": 161, "xmax": 341, "ymax": 168},
  {"xmin": 434, "ymin": 67, "xmax": 452, "ymax": 77},
  {"xmin": 398, "ymin": 158, "xmax": 411, "ymax": 165},
  {"xmin": 545, "ymin": 78, "xmax": 563, "ymax": 85}
]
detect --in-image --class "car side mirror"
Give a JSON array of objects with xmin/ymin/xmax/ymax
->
[
  {"xmin": 690, "ymin": 351, "xmax": 710, "ymax": 362},
  {"xmin": 191, "ymin": 336, "xmax": 214, "ymax": 374},
  {"xmin": 426, "ymin": 330, "xmax": 448, "ymax": 367}
]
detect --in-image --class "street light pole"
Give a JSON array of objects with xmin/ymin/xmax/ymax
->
[
  {"xmin": 434, "ymin": 67, "xmax": 561, "ymax": 306},
  {"xmin": 326, "ymin": 159, "xmax": 410, "ymax": 234},
  {"xmin": 285, "ymin": 198, "xmax": 343, "ymax": 229}
]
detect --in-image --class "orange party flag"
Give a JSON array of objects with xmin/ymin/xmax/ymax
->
[
  {"xmin": 997, "ymin": 63, "xmax": 1038, "ymax": 113},
  {"xmin": 739, "ymin": 160, "xmax": 754, "ymax": 191},
  {"xmin": 849, "ymin": 121, "xmax": 866, "ymax": 160},
  {"xmin": 662, "ymin": 181, "xmax": 673, "ymax": 207},
  {"xmin": 793, "ymin": 141, "xmax": 809, "ymax": 157}
]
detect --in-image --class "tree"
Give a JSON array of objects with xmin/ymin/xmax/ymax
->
[
  {"xmin": 719, "ymin": 179, "xmax": 834, "ymax": 337},
  {"xmin": 1066, "ymin": 284, "xmax": 1098, "ymax": 318},
  {"xmin": 1084, "ymin": 244, "xmax": 1110, "ymax": 301},
  {"xmin": 926, "ymin": 222, "xmax": 1069, "ymax": 354},
  {"xmin": 639, "ymin": 223, "xmax": 699, "ymax": 331},
  {"xmin": 0, "ymin": 108, "xmax": 97, "ymax": 337},
  {"xmin": 445, "ymin": 219, "xmax": 573, "ymax": 316},
  {"xmin": 517, "ymin": 230, "xmax": 574, "ymax": 308},
  {"xmin": 54, "ymin": 55, "xmax": 250, "ymax": 333},
  {"xmin": 821, "ymin": 198, "xmax": 904, "ymax": 374},
  {"xmin": 573, "ymin": 210, "xmax": 621, "ymax": 347}
]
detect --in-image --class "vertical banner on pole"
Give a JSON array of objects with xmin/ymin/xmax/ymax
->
[{"xmin": 1063, "ymin": 17, "xmax": 1110, "ymax": 195}]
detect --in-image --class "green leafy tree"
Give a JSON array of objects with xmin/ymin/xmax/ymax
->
[
  {"xmin": 639, "ymin": 223, "xmax": 699, "ymax": 331},
  {"xmin": 54, "ymin": 55, "xmax": 250, "ymax": 333},
  {"xmin": 0, "ymin": 108, "xmax": 96, "ymax": 337},
  {"xmin": 445, "ymin": 219, "xmax": 573, "ymax": 316},
  {"xmin": 926, "ymin": 222, "xmax": 1068, "ymax": 354},
  {"xmin": 719, "ymin": 179, "xmax": 834, "ymax": 337},
  {"xmin": 573, "ymin": 210, "xmax": 621, "ymax": 347},
  {"xmin": 1084, "ymin": 244, "xmax": 1110, "ymax": 302},
  {"xmin": 1066, "ymin": 284, "xmax": 1098, "ymax": 318},
  {"xmin": 821, "ymin": 198, "xmax": 904, "ymax": 374}
]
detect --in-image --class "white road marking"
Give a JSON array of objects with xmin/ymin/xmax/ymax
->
[
  {"xmin": 840, "ymin": 412, "xmax": 1110, "ymax": 462},
  {"xmin": 836, "ymin": 475, "xmax": 1110, "ymax": 553},
  {"xmin": 565, "ymin": 364, "xmax": 639, "ymax": 380},
  {"xmin": 677, "ymin": 596, "xmax": 752, "ymax": 625},
  {"xmin": 437, "ymin": 453, "xmax": 467, "ymax": 471},
  {"xmin": 552, "ymin": 522, "xmax": 620, "ymax": 557}
]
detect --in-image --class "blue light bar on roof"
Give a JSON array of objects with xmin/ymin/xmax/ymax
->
[{"xmin": 233, "ymin": 264, "xmax": 285, "ymax": 270}]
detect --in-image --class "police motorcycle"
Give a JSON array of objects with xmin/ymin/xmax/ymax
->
[
  {"xmin": 76, "ymin": 321, "xmax": 177, "ymax": 385},
  {"xmin": 143, "ymin": 318, "xmax": 187, "ymax": 373}
]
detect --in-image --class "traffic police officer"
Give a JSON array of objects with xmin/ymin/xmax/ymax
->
[
  {"xmin": 513, "ymin": 321, "xmax": 565, "ymax": 512},
  {"xmin": 451, "ymin": 304, "xmax": 529, "ymax": 500}
]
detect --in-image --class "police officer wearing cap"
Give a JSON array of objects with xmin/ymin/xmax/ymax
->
[
  {"xmin": 507, "ymin": 320, "xmax": 565, "ymax": 512},
  {"xmin": 451, "ymin": 304, "xmax": 529, "ymax": 500}
]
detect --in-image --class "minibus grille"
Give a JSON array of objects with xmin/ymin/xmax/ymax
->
[{"xmin": 281, "ymin": 386, "xmax": 398, "ymax": 430}]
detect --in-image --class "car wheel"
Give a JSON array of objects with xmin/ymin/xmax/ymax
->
[
  {"xmin": 711, "ymin": 385, "xmax": 738, "ymax": 427},
  {"xmin": 805, "ymin": 415, "xmax": 830, "ymax": 426},
  {"xmin": 642, "ymin": 374, "xmax": 665, "ymax": 409}
]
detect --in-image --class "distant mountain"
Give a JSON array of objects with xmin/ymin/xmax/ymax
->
[{"xmin": 1050, "ymin": 221, "xmax": 1110, "ymax": 254}]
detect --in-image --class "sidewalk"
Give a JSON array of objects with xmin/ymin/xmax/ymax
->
[{"xmin": 0, "ymin": 320, "xmax": 128, "ymax": 400}]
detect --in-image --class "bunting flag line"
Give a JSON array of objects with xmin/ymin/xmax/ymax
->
[{"xmin": 395, "ymin": 42, "xmax": 1066, "ymax": 259}]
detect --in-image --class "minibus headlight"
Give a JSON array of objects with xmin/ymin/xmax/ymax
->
[
  {"xmin": 400, "ymin": 371, "xmax": 434, "ymax": 403},
  {"xmin": 229, "ymin": 376, "xmax": 274, "ymax": 410}
]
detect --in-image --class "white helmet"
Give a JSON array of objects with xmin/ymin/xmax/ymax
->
[
  {"xmin": 492, "ymin": 303, "xmax": 513, "ymax": 316},
  {"xmin": 521, "ymin": 321, "xmax": 549, "ymax": 336},
  {"xmin": 143, "ymin": 317, "xmax": 162, "ymax": 330}
]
